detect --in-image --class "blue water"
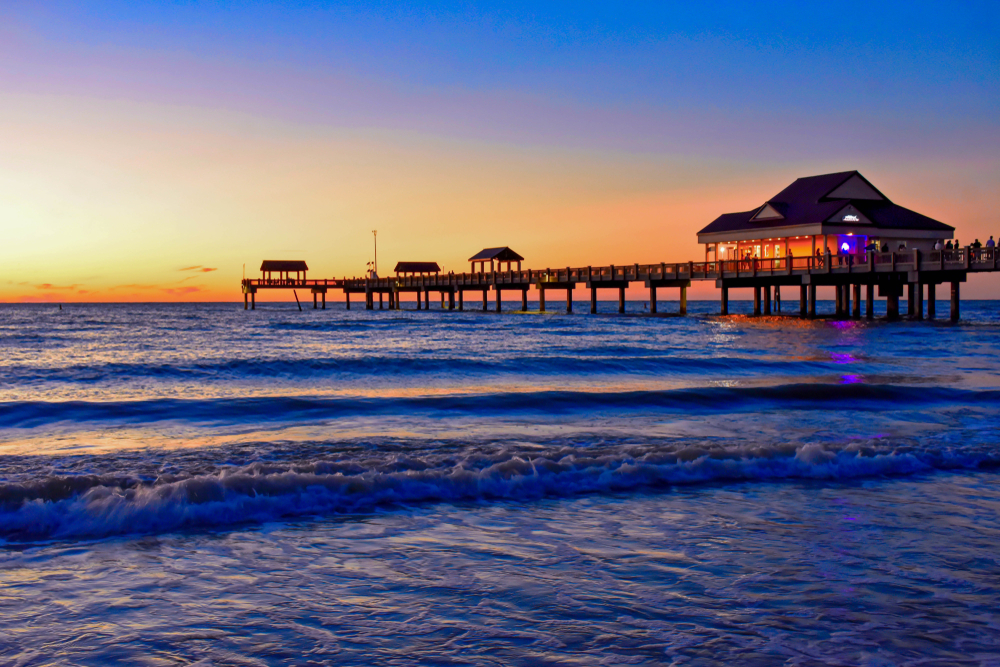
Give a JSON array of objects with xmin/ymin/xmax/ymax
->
[{"xmin": 2, "ymin": 300, "xmax": 1000, "ymax": 665}]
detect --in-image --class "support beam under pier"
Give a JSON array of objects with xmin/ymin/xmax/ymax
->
[
  {"xmin": 852, "ymin": 284, "xmax": 860, "ymax": 319},
  {"xmin": 590, "ymin": 287, "xmax": 597, "ymax": 314},
  {"xmin": 721, "ymin": 286, "xmax": 729, "ymax": 316},
  {"xmin": 649, "ymin": 285, "xmax": 657, "ymax": 314},
  {"xmin": 753, "ymin": 286, "xmax": 761, "ymax": 316},
  {"xmin": 866, "ymin": 284, "xmax": 874, "ymax": 320},
  {"xmin": 618, "ymin": 287, "xmax": 625, "ymax": 314},
  {"xmin": 927, "ymin": 283, "xmax": 935, "ymax": 319}
]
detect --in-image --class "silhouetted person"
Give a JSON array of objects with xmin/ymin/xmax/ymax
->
[{"xmin": 987, "ymin": 236, "xmax": 995, "ymax": 248}]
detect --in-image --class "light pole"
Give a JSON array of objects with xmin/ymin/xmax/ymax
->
[{"xmin": 372, "ymin": 229, "xmax": 378, "ymax": 277}]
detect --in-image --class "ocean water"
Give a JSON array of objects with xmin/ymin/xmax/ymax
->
[{"xmin": 1, "ymin": 299, "xmax": 1000, "ymax": 666}]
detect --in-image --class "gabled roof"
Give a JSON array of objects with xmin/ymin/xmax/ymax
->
[
  {"xmin": 469, "ymin": 247, "xmax": 524, "ymax": 262},
  {"xmin": 260, "ymin": 260, "xmax": 308, "ymax": 272},
  {"xmin": 394, "ymin": 261, "xmax": 440, "ymax": 273},
  {"xmin": 698, "ymin": 171, "xmax": 952, "ymax": 237}
]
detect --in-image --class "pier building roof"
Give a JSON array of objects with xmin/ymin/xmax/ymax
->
[
  {"xmin": 260, "ymin": 260, "xmax": 308, "ymax": 272},
  {"xmin": 698, "ymin": 171, "xmax": 953, "ymax": 242},
  {"xmin": 469, "ymin": 247, "xmax": 525, "ymax": 262},
  {"xmin": 394, "ymin": 262, "xmax": 440, "ymax": 274}
]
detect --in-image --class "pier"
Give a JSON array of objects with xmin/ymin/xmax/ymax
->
[
  {"xmin": 242, "ymin": 247, "xmax": 998, "ymax": 322},
  {"xmin": 242, "ymin": 172, "xmax": 996, "ymax": 321}
]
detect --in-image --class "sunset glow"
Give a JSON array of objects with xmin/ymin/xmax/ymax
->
[{"xmin": 2, "ymin": 2, "xmax": 997, "ymax": 301}]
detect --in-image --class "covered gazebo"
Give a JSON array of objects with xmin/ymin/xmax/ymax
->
[
  {"xmin": 260, "ymin": 260, "xmax": 308, "ymax": 283},
  {"xmin": 469, "ymin": 247, "xmax": 524, "ymax": 273}
]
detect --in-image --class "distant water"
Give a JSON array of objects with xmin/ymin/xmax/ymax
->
[{"xmin": 2, "ymin": 300, "xmax": 1000, "ymax": 665}]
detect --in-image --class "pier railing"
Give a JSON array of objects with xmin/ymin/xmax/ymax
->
[{"xmin": 241, "ymin": 246, "xmax": 998, "ymax": 293}]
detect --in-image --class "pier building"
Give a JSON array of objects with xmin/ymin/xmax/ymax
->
[{"xmin": 699, "ymin": 171, "xmax": 954, "ymax": 264}]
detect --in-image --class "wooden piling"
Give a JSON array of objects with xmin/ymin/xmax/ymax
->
[
  {"xmin": 521, "ymin": 289, "xmax": 528, "ymax": 312},
  {"xmin": 540, "ymin": 288, "xmax": 546, "ymax": 312},
  {"xmin": 915, "ymin": 283, "xmax": 924, "ymax": 321},
  {"xmin": 866, "ymin": 284, "xmax": 874, "ymax": 320},
  {"xmin": 852, "ymin": 284, "xmax": 860, "ymax": 319},
  {"xmin": 425, "ymin": 290, "xmax": 430, "ymax": 310},
  {"xmin": 927, "ymin": 283, "xmax": 936, "ymax": 319},
  {"xmin": 459, "ymin": 290, "xmax": 464, "ymax": 311},
  {"xmin": 680, "ymin": 286, "xmax": 687, "ymax": 315},
  {"xmin": 808, "ymin": 284, "xmax": 816, "ymax": 318},
  {"xmin": 251, "ymin": 292, "xmax": 255, "ymax": 310},
  {"xmin": 753, "ymin": 286, "xmax": 761, "ymax": 316},
  {"xmin": 721, "ymin": 285, "xmax": 729, "ymax": 315},
  {"xmin": 345, "ymin": 292, "xmax": 350, "ymax": 310},
  {"xmin": 763, "ymin": 285, "xmax": 771, "ymax": 315},
  {"xmin": 951, "ymin": 281, "xmax": 960, "ymax": 322},
  {"xmin": 887, "ymin": 292, "xmax": 899, "ymax": 320},
  {"xmin": 496, "ymin": 288, "xmax": 502, "ymax": 313},
  {"xmin": 482, "ymin": 289, "xmax": 488, "ymax": 312},
  {"xmin": 566, "ymin": 286, "xmax": 573, "ymax": 313},
  {"xmin": 590, "ymin": 287, "xmax": 597, "ymax": 314},
  {"xmin": 799, "ymin": 285, "xmax": 807, "ymax": 318},
  {"xmin": 907, "ymin": 283, "xmax": 916, "ymax": 319},
  {"xmin": 244, "ymin": 293, "xmax": 248, "ymax": 310},
  {"xmin": 618, "ymin": 287, "xmax": 625, "ymax": 314}
]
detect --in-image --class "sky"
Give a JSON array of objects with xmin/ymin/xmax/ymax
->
[{"xmin": 1, "ymin": 0, "xmax": 998, "ymax": 302}]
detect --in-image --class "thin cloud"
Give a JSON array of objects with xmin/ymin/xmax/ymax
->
[
  {"xmin": 34, "ymin": 283, "xmax": 80, "ymax": 290},
  {"xmin": 161, "ymin": 286, "xmax": 203, "ymax": 296},
  {"xmin": 179, "ymin": 266, "xmax": 217, "ymax": 272}
]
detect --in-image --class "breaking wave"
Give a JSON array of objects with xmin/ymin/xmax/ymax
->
[{"xmin": 2, "ymin": 438, "xmax": 999, "ymax": 541}]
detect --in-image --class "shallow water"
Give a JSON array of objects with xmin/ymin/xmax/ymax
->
[{"xmin": 1, "ymin": 300, "xmax": 999, "ymax": 665}]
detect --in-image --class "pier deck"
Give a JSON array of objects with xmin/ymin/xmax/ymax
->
[{"xmin": 242, "ymin": 247, "xmax": 998, "ymax": 321}]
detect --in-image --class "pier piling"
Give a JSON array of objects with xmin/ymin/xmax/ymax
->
[
  {"xmin": 721, "ymin": 285, "xmax": 729, "ymax": 315},
  {"xmin": 866, "ymin": 284, "xmax": 874, "ymax": 319},
  {"xmin": 951, "ymin": 282, "xmax": 960, "ymax": 322},
  {"xmin": 649, "ymin": 285, "xmax": 657, "ymax": 314},
  {"xmin": 799, "ymin": 285, "xmax": 806, "ymax": 317},
  {"xmin": 852, "ymin": 284, "xmax": 860, "ymax": 318},
  {"xmin": 618, "ymin": 287, "xmax": 625, "ymax": 314},
  {"xmin": 927, "ymin": 284, "xmax": 936, "ymax": 319}
]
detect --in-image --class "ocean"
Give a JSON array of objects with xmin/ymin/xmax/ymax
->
[{"xmin": 1, "ymin": 299, "xmax": 999, "ymax": 665}]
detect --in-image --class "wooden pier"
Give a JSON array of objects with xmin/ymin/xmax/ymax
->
[{"xmin": 242, "ymin": 247, "xmax": 998, "ymax": 321}]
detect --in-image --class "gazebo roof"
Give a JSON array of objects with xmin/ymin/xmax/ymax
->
[
  {"xmin": 468, "ymin": 247, "xmax": 524, "ymax": 262},
  {"xmin": 394, "ymin": 261, "xmax": 440, "ymax": 273},
  {"xmin": 260, "ymin": 260, "xmax": 308, "ymax": 272}
]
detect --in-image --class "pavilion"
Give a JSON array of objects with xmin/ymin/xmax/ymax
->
[
  {"xmin": 260, "ymin": 260, "xmax": 308, "ymax": 283},
  {"xmin": 469, "ymin": 247, "xmax": 523, "ymax": 273},
  {"xmin": 698, "ymin": 171, "xmax": 954, "ymax": 262}
]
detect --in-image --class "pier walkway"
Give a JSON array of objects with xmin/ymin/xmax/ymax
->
[{"xmin": 242, "ymin": 247, "xmax": 999, "ymax": 321}]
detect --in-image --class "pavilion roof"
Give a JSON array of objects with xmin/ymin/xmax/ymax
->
[
  {"xmin": 260, "ymin": 260, "xmax": 308, "ymax": 272},
  {"xmin": 698, "ymin": 171, "xmax": 953, "ymax": 237},
  {"xmin": 468, "ymin": 247, "xmax": 524, "ymax": 262}
]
